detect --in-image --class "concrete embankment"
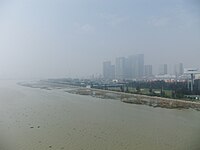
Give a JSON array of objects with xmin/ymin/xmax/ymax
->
[{"xmin": 68, "ymin": 88, "xmax": 200, "ymax": 111}]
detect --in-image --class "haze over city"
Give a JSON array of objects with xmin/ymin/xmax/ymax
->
[
  {"xmin": 0, "ymin": 0, "xmax": 200, "ymax": 79},
  {"xmin": 1, "ymin": 1, "xmax": 200, "ymax": 150}
]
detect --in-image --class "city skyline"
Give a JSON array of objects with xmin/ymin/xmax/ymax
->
[
  {"xmin": 103, "ymin": 54, "xmax": 187, "ymax": 80},
  {"xmin": 0, "ymin": 0, "xmax": 199, "ymax": 79}
]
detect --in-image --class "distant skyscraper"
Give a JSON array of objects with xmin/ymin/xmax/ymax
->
[
  {"xmin": 103, "ymin": 61, "xmax": 115, "ymax": 79},
  {"xmin": 128, "ymin": 55, "xmax": 136, "ymax": 79},
  {"xmin": 124, "ymin": 57, "xmax": 131, "ymax": 79},
  {"xmin": 136, "ymin": 54, "xmax": 144, "ymax": 78},
  {"xmin": 174, "ymin": 63, "xmax": 184, "ymax": 76},
  {"xmin": 144, "ymin": 65, "xmax": 153, "ymax": 77},
  {"xmin": 128, "ymin": 54, "xmax": 144, "ymax": 79},
  {"xmin": 159, "ymin": 64, "xmax": 168, "ymax": 75},
  {"xmin": 115, "ymin": 57, "xmax": 125, "ymax": 79},
  {"xmin": 104, "ymin": 54, "xmax": 144, "ymax": 80},
  {"xmin": 110, "ymin": 65, "xmax": 115, "ymax": 79}
]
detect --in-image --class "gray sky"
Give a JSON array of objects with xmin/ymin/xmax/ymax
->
[{"xmin": 0, "ymin": 0, "xmax": 200, "ymax": 79}]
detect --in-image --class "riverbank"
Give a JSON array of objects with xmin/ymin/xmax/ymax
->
[
  {"xmin": 67, "ymin": 88, "xmax": 200, "ymax": 111},
  {"xmin": 18, "ymin": 80, "xmax": 200, "ymax": 111},
  {"xmin": 2, "ymin": 80, "xmax": 200, "ymax": 150}
]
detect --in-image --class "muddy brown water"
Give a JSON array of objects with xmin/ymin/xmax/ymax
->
[{"xmin": 0, "ymin": 80, "xmax": 200, "ymax": 150}]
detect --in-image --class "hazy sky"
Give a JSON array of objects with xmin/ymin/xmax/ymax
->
[{"xmin": 0, "ymin": 0, "xmax": 200, "ymax": 79}]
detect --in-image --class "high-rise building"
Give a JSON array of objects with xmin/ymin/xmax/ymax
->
[
  {"xmin": 128, "ymin": 54, "xmax": 144, "ymax": 79},
  {"xmin": 144, "ymin": 65, "xmax": 153, "ymax": 77},
  {"xmin": 174, "ymin": 63, "xmax": 184, "ymax": 76},
  {"xmin": 136, "ymin": 54, "xmax": 144, "ymax": 78},
  {"xmin": 159, "ymin": 64, "xmax": 168, "ymax": 75},
  {"xmin": 110, "ymin": 65, "xmax": 115, "ymax": 79},
  {"xmin": 115, "ymin": 57, "xmax": 125, "ymax": 79},
  {"xmin": 104, "ymin": 54, "xmax": 144, "ymax": 80},
  {"xmin": 124, "ymin": 57, "xmax": 131, "ymax": 79},
  {"xmin": 128, "ymin": 55, "xmax": 136, "ymax": 79},
  {"xmin": 103, "ymin": 61, "xmax": 115, "ymax": 79}
]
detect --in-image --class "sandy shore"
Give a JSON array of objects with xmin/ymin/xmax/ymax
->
[{"xmin": 67, "ymin": 87, "xmax": 200, "ymax": 111}]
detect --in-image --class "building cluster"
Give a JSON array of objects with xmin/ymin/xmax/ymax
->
[
  {"xmin": 103, "ymin": 54, "xmax": 150, "ymax": 80},
  {"xmin": 158, "ymin": 63, "xmax": 184, "ymax": 76},
  {"xmin": 103, "ymin": 54, "xmax": 184, "ymax": 80}
]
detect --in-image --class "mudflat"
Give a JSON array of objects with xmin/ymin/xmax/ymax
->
[{"xmin": 1, "ymin": 80, "xmax": 200, "ymax": 150}]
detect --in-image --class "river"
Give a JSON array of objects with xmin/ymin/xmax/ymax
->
[{"xmin": 0, "ymin": 80, "xmax": 200, "ymax": 150}]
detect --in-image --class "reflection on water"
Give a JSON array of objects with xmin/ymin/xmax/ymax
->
[{"xmin": 0, "ymin": 80, "xmax": 200, "ymax": 150}]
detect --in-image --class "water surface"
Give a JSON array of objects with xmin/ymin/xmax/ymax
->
[{"xmin": 0, "ymin": 80, "xmax": 200, "ymax": 150}]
